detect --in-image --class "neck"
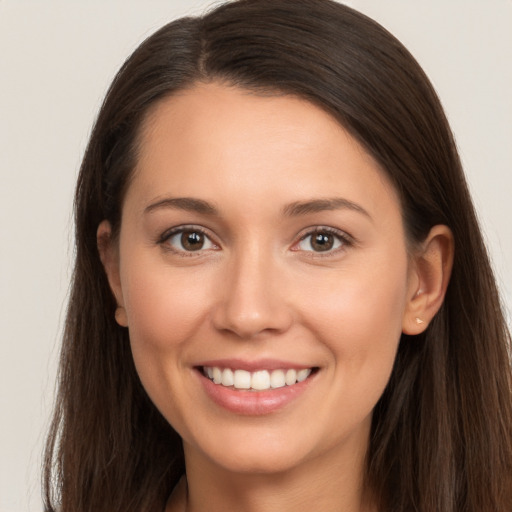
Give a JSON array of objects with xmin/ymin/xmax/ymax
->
[{"xmin": 173, "ymin": 436, "xmax": 375, "ymax": 512}]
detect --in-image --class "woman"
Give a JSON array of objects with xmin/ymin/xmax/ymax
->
[{"xmin": 43, "ymin": 1, "xmax": 512, "ymax": 511}]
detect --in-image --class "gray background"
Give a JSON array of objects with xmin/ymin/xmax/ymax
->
[{"xmin": 1, "ymin": 1, "xmax": 510, "ymax": 510}]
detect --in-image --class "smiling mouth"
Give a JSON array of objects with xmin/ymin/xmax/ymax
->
[{"xmin": 201, "ymin": 366, "xmax": 317, "ymax": 391}]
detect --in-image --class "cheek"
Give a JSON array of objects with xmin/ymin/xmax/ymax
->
[
  {"xmin": 299, "ymin": 255, "xmax": 408, "ymax": 395},
  {"xmin": 120, "ymin": 254, "xmax": 212, "ymax": 365},
  {"xmin": 119, "ymin": 258, "xmax": 216, "ymax": 432},
  {"xmin": 303, "ymin": 257, "xmax": 407, "ymax": 336}
]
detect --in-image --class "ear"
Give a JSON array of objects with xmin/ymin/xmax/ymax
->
[
  {"xmin": 402, "ymin": 225, "xmax": 454, "ymax": 335},
  {"xmin": 97, "ymin": 220, "xmax": 128, "ymax": 327}
]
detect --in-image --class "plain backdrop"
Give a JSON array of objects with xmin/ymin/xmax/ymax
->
[{"xmin": 1, "ymin": 1, "xmax": 510, "ymax": 511}]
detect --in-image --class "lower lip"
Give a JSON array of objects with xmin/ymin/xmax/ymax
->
[{"xmin": 197, "ymin": 370, "xmax": 315, "ymax": 415}]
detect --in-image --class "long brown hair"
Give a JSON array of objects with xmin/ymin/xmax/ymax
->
[{"xmin": 43, "ymin": 1, "xmax": 512, "ymax": 511}]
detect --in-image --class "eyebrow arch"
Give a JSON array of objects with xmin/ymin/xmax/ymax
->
[
  {"xmin": 144, "ymin": 197, "xmax": 218, "ymax": 216},
  {"xmin": 282, "ymin": 198, "xmax": 372, "ymax": 219}
]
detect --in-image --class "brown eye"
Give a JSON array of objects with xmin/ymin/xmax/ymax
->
[
  {"xmin": 310, "ymin": 232, "xmax": 335, "ymax": 251},
  {"xmin": 181, "ymin": 231, "xmax": 205, "ymax": 251},
  {"xmin": 164, "ymin": 228, "xmax": 216, "ymax": 253},
  {"xmin": 295, "ymin": 229, "xmax": 347, "ymax": 254}
]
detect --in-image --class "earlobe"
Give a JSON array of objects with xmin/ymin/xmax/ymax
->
[
  {"xmin": 115, "ymin": 306, "xmax": 128, "ymax": 327},
  {"xmin": 402, "ymin": 225, "xmax": 454, "ymax": 335},
  {"xmin": 97, "ymin": 220, "xmax": 128, "ymax": 327}
]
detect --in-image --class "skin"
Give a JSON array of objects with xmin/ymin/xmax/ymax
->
[{"xmin": 98, "ymin": 83, "xmax": 453, "ymax": 512}]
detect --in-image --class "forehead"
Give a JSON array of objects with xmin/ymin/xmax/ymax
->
[
  {"xmin": 127, "ymin": 82, "xmax": 399, "ymax": 221},
  {"xmin": 139, "ymin": 83, "xmax": 348, "ymax": 160}
]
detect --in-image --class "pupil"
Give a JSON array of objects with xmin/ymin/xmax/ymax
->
[
  {"xmin": 311, "ymin": 232, "xmax": 333, "ymax": 251},
  {"xmin": 181, "ymin": 231, "xmax": 204, "ymax": 251}
]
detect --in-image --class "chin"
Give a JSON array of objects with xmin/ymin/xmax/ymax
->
[
  {"xmin": 211, "ymin": 449, "xmax": 306, "ymax": 475},
  {"xmin": 185, "ymin": 427, "xmax": 314, "ymax": 476}
]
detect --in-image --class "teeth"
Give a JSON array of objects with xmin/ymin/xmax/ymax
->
[
  {"xmin": 251, "ymin": 370, "xmax": 270, "ymax": 390},
  {"xmin": 285, "ymin": 369, "xmax": 297, "ymax": 385},
  {"xmin": 221, "ymin": 368, "xmax": 234, "ymax": 387},
  {"xmin": 212, "ymin": 367, "xmax": 222, "ymax": 384},
  {"xmin": 270, "ymin": 369, "xmax": 286, "ymax": 388},
  {"xmin": 233, "ymin": 369, "xmax": 251, "ymax": 389},
  {"xmin": 204, "ymin": 366, "xmax": 312, "ymax": 391},
  {"xmin": 297, "ymin": 369, "xmax": 310, "ymax": 382}
]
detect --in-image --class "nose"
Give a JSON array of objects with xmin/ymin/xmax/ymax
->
[{"xmin": 211, "ymin": 246, "xmax": 293, "ymax": 339}]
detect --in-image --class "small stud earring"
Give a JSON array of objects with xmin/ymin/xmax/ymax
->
[{"xmin": 415, "ymin": 317, "xmax": 424, "ymax": 325}]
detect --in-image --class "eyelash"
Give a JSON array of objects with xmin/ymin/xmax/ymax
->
[{"xmin": 157, "ymin": 225, "xmax": 354, "ymax": 257}]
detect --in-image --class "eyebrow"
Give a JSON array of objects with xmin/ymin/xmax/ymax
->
[
  {"xmin": 282, "ymin": 198, "xmax": 371, "ymax": 219},
  {"xmin": 144, "ymin": 196, "xmax": 371, "ymax": 220},
  {"xmin": 144, "ymin": 197, "xmax": 218, "ymax": 215}
]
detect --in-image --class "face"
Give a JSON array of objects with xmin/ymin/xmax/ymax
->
[{"xmin": 105, "ymin": 83, "xmax": 419, "ymax": 476}]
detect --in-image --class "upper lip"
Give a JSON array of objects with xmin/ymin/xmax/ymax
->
[{"xmin": 196, "ymin": 358, "xmax": 315, "ymax": 372}]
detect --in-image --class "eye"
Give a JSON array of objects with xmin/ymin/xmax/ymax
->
[
  {"xmin": 294, "ymin": 228, "xmax": 350, "ymax": 253},
  {"xmin": 161, "ymin": 227, "xmax": 217, "ymax": 253}
]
